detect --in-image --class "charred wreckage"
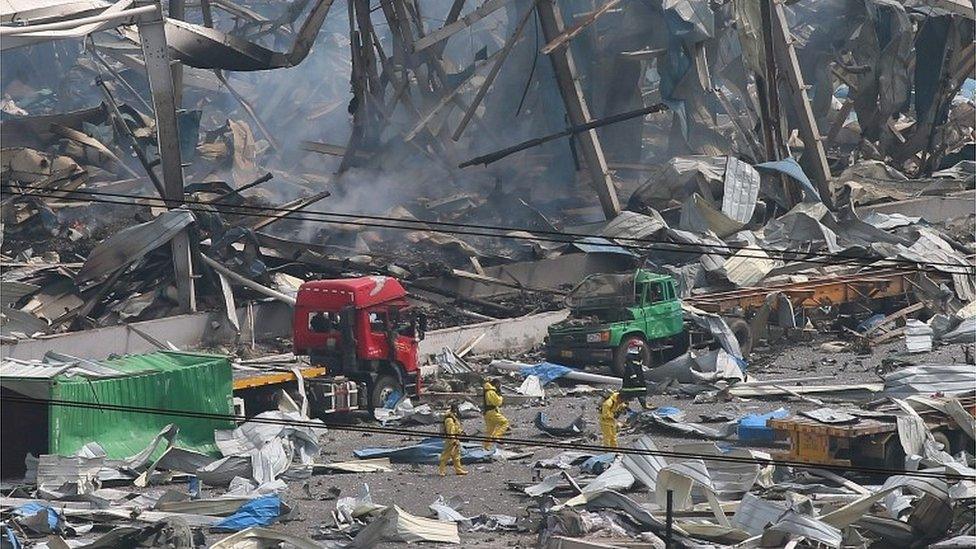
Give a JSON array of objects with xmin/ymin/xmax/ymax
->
[{"xmin": 0, "ymin": 0, "xmax": 974, "ymax": 547}]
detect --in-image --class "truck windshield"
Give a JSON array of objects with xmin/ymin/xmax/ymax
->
[
  {"xmin": 565, "ymin": 273, "xmax": 636, "ymax": 310},
  {"xmin": 309, "ymin": 312, "xmax": 336, "ymax": 332}
]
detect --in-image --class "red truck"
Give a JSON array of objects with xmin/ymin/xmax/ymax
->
[{"xmin": 292, "ymin": 276, "xmax": 427, "ymax": 411}]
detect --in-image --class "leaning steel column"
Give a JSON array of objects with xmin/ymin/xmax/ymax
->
[
  {"xmin": 136, "ymin": 0, "xmax": 196, "ymax": 312},
  {"xmin": 536, "ymin": 0, "xmax": 620, "ymax": 220}
]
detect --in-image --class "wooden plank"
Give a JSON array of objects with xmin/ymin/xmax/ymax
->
[
  {"xmin": 863, "ymin": 302, "xmax": 925, "ymax": 336},
  {"xmin": 769, "ymin": 0, "xmax": 833, "ymax": 208},
  {"xmin": 413, "ymin": 0, "xmax": 511, "ymax": 52},
  {"xmin": 539, "ymin": 0, "xmax": 619, "ymax": 54},
  {"xmin": 451, "ymin": 2, "xmax": 535, "ymax": 140},
  {"xmin": 536, "ymin": 0, "xmax": 619, "ymax": 219}
]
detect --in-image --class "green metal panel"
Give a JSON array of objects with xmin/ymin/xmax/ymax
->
[{"xmin": 48, "ymin": 351, "xmax": 234, "ymax": 458}]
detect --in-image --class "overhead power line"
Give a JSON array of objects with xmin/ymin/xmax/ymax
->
[
  {"xmin": 3, "ymin": 394, "xmax": 972, "ymax": 481},
  {"xmin": 3, "ymin": 183, "xmax": 973, "ymax": 275}
]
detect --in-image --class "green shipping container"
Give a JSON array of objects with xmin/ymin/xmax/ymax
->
[{"xmin": 7, "ymin": 351, "xmax": 234, "ymax": 462}]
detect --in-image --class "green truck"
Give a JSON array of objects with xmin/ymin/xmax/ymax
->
[{"xmin": 545, "ymin": 269, "xmax": 747, "ymax": 376}]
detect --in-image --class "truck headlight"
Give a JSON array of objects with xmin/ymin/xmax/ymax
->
[{"xmin": 587, "ymin": 331, "xmax": 610, "ymax": 343}]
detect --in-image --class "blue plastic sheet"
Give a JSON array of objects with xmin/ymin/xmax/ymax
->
[
  {"xmin": 12, "ymin": 503, "xmax": 61, "ymax": 533},
  {"xmin": 857, "ymin": 314, "xmax": 886, "ymax": 332},
  {"xmin": 520, "ymin": 362, "xmax": 573, "ymax": 385},
  {"xmin": 211, "ymin": 495, "xmax": 282, "ymax": 532},
  {"xmin": 737, "ymin": 407, "xmax": 789, "ymax": 443},
  {"xmin": 383, "ymin": 390, "xmax": 402, "ymax": 409},
  {"xmin": 755, "ymin": 158, "xmax": 821, "ymax": 203},
  {"xmin": 579, "ymin": 453, "xmax": 616, "ymax": 475},
  {"xmin": 354, "ymin": 437, "xmax": 495, "ymax": 464},
  {"xmin": 654, "ymin": 406, "xmax": 682, "ymax": 418}
]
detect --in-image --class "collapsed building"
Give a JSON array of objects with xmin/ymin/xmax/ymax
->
[{"xmin": 0, "ymin": 0, "xmax": 974, "ymax": 546}]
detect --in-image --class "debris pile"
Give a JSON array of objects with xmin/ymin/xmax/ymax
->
[{"xmin": 1, "ymin": 0, "xmax": 974, "ymax": 546}]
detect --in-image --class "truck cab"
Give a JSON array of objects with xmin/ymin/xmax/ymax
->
[
  {"xmin": 545, "ymin": 269, "xmax": 686, "ymax": 376},
  {"xmin": 293, "ymin": 276, "xmax": 426, "ymax": 409}
]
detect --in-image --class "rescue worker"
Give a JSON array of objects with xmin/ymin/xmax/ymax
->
[
  {"xmin": 482, "ymin": 378, "xmax": 510, "ymax": 450},
  {"xmin": 620, "ymin": 346, "xmax": 648, "ymax": 409},
  {"xmin": 599, "ymin": 390, "xmax": 627, "ymax": 448},
  {"xmin": 438, "ymin": 404, "xmax": 468, "ymax": 476}
]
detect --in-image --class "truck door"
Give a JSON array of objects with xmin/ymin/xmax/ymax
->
[
  {"xmin": 362, "ymin": 308, "xmax": 392, "ymax": 360},
  {"xmin": 643, "ymin": 281, "xmax": 672, "ymax": 341}
]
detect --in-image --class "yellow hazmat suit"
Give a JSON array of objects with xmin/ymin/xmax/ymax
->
[
  {"xmin": 482, "ymin": 380, "xmax": 510, "ymax": 449},
  {"xmin": 438, "ymin": 411, "xmax": 468, "ymax": 476},
  {"xmin": 600, "ymin": 391, "xmax": 627, "ymax": 448}
]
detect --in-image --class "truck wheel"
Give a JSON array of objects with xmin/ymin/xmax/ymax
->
[
  {"xmin": 370, "ymin": 374, "xmax": 401, "ymax": 410},
  {"xmin": 612, "ymin": 336, "xmax": 649, "ymax": 377},
  {"xmin": 727, "ymin": 318, "xmax": 753, "ymax": 358}
]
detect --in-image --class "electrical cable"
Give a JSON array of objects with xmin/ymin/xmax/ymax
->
[
  {"xmin": 3, "ymin": 394, "xmax": 972, "ymax": 481},
  {"xmin": 12, "ymin": 181, "xmax": 971, "ymax": 270},
  {"xmin": 0, "ymin": 184, "xmax": 918, "ymax": 273},
  {"xmin": 3, "ymin": 183, "xmax": 973, "ymax": 275}
]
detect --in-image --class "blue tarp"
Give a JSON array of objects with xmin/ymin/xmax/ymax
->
[
  {"xmin": 755, "ymin": 158, "xmax": 821, "ymax": 203},
  {"xmin": 520, "ymin": 362, "xmax": 573, "ymax": 385},
  {"xmin": 354, "ymin": 437, "xmax": 495, "ymax": 464},
  {"xmin": 654, "ymin": 406, "xmax": 682, "ymax": 418},
  {"xmin": 212, "ymin": 495, "xmax": 282, "ymax": 532},
  {"xmin": 12, "ymin": 503, "xmax": 62, "ymax": 533},
  {"xmin": 738, "ymin": 408, "xmax": 789, "ymax": 443},
  {"xmin": 857, "ymin": 314, "xmax": 886, "ymax": 332},
  {"xmin": 2, "ymin": 526, "xmax": 21, "ymax": 549}
]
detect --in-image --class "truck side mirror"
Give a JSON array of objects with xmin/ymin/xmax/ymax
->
[
  {"xmin": 417, "ymin": 313, "xmax": 428, "ymax": 340},
  {"xmin": 339, "ymin": 306, "xmax": 356, "ymax": 341}
]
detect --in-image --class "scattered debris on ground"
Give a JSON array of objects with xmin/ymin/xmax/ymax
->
[{"xmin": 2, "ymin": 0, "xmax": 974, "ymax": 546}]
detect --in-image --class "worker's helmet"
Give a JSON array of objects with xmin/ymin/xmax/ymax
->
[
  {"xmin": 626, "ymin": 345, "xmax": 643, "ymax": 362},
  {"xmin": 448, "ymin": 402, "xmax": 461, "ymax": 416}
]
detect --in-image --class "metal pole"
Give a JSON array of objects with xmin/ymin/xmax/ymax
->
[
  {"xmin": 535, "ymin": 0, "xmax": 621, "ymax": 220},
  {"xmin": 136, "ymin": 0, "xmax": 196, "ymax": 312},
  {"xmin": 665, "ymin": 488, "xmax": 674, "ymax": 549},
  {"xmin": 168, "ymin": 0, "xmax": 185, "ymax": 107}
]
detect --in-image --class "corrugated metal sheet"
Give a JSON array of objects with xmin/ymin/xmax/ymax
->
[
  {"xmin": 883, "ymin": 364, "xmax": 976, "ymax": 398},
  {"xmin": 722, "ymin": 249, "xmax": 774, "ymax": 287},
  {"xmin": 721, "ymin": 156, "xmax": 760, "ymax": 224},
  {"xmin": 0, "ymin": 280, "xmax": 40, "ymax": 307},
  {"xmin": 0, "ymin": 307, "xmax": 48, "ymax": 337},
  {"xmin": 43, "ymin": 351, "xmax": 233, "ymax": 458},
  {"xmin": 905, "ymin": 319, "xmax": 933, "ymax": 353},
  {"xmin": 1, "ymin": 355, "xmax": 122, "ymax": 380},
  {"xmin": 78, "ymin": 209, "xmax": 194, "ymax": 282}
]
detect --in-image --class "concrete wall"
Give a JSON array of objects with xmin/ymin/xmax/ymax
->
[
  {"xmin": 1, "ymin": 302, "xmax": 567, "ymax": 362},
  {"xmin": 0, "ymin": 301, "xmax": 294, "ymax": 361},
  {"xmin": 418, "ymin": 309, "xmax": 569, "ymax": 360}
]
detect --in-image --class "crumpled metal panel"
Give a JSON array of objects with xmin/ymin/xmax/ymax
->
[
  {"xmin": 78, "ymin": 209, "xmax": 193, "ymax": 282},
  {"xmin": 721, "ymin": 156, "xmax": 760, "ymax": 224},
  {"xmin": 49, "ymin": 351, "xmax": 233, "ymax": 458},
  {"xmin": 883, "ymin": 364, "xmax": 976, "ymax": 398}
]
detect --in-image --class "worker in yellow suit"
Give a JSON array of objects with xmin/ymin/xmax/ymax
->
[
  {"xmin": 600, "ymin": 390, "xmax": 627, "ymax": 448},
  {"xmin": 439, "ymin": 404, "xmax": 468, "ymax": 476},
  {"xmin": 482, "ymin": 378, "xmax": 510, "ymax": 450}
]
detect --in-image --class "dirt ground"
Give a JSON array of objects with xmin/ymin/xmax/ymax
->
[{"xmin": 201, "ymin": 336, "xmax": 972, "ymax": 547}]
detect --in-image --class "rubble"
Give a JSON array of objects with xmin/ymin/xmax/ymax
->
[{"xmin": 1, "ymin": 0, "xmax": 974, "ymax": 546}]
